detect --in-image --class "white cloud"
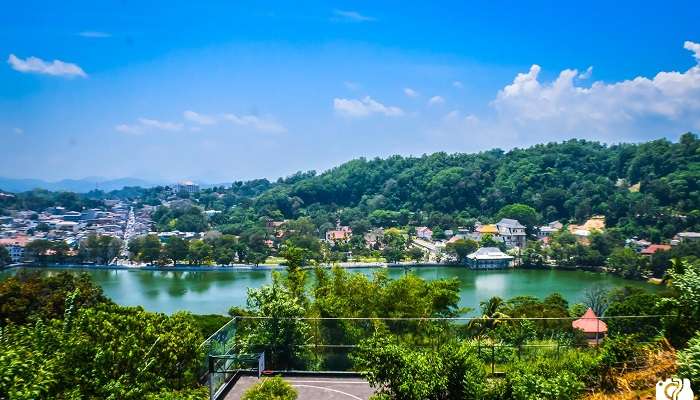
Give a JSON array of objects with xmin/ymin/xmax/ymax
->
[
  {"xmin": 78, "ymin": 31, "xmax": 111, "ymax": 38},
  {"xmin": 578, "ymin": 66, "xmax": 593, "ymax": 80},
  {"xmin": 139, "ymin": 118, "xmax": 183, "ymax": 131},
  {"xmin": 184, "ymin": 110, "xmax": 217, "ymax": 125},
  {"xmin": 116, "ymin": 118, "xmax": 183, "ymax": 134},
  {"xmin": 452, "ymin": 81, "xmax": 464, "ymax": 88},
  {"xmin": 332, "ymin": 9, "xmax": 376, "ymax": 22},
  {"xmin": 428, "ymin": 95, "xmax": 445, "ymax": 106},
  {"xmin": 489, "ymin": 41, "xmax": 700, "ymax": 138},
  {"xmin": 7, "ymin": 54, "xmax": 87, "ymax": 78},
  {"xmin": 685, "ymin": 40, "xmax": 700, "ymax": 61},
  {"xmin": 333, "ymin": 96, "xmax": 404, "ymax": 117},
  {"xmin": 222, "ymin": 113, "xmax": 287, "ymax": 133},
  {"xmin": 403, "ymin": 87, "xmax": 419, "ymax": 98},
  {"xmin": 428, "ymin": 41, "xmax": 700, "ymax": 148}
]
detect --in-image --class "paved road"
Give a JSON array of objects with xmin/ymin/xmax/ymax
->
[{"xmin": 225, "ymin": 376, "xmax": 375, "ymax": 400}]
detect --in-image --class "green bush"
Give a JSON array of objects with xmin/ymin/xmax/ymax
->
[
  {"xmin": 241, "ymin": 377, "xmax": 297, "ymax": 400},
  {"xmin": 501, "ymin": 353, "xmax": 597, "ymax": 400},
  {"xmin": 353, "ymin": 336, "xmax": 486, "ymax": 399},
  {"xmin": 678, "ymin": 331, "xmax": 700, "ymax": 387}
]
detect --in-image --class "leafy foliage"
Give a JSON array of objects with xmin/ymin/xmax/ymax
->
[
  {"xmin": 678, "ymin": 330, "xmax": 700, "ymax": 387},
  {"xmin": 241, "ymin": 377, "xmax": 297, "ymax": 400}
]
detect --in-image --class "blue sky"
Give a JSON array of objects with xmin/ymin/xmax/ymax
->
[{"xmin": 1, "ymin": 1, "xmax": 699, "ymax": 183}]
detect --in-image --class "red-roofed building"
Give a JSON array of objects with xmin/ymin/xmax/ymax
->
[
  {"xmin": 640, "ymin": 244, "xmax": 672, "ymax": 256},
  {"xmin": 572, "ymin": 308, "xmax": 607, "ymax": 343},
  {"xmin": 325, "ymin": 226, "xmax": 352, "ymax": 242}
]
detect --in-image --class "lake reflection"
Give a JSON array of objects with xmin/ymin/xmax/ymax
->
[{"xmin": 0, "ymin": 266, "xmax": 658, "ymax": 315}]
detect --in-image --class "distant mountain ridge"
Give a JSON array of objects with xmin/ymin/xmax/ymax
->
[{"xmin": 0, "ymin": 177, "xmax": 163, "ymax": 193}]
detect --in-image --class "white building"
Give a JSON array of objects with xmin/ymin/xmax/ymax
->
[
  {"xmin": 176, "ymin": 180, "xmax": 200, "ymax": 194},
  {"xmin": 466, "ymin": 247, "xmax": 514, "ymax": 269},
  {"xmin": 496, "ymin": 218, "xmax": 527, "ymax": 249}
]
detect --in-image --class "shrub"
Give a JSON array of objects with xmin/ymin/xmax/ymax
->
[
  {"xmin": 502, "ymin": 354, "xmax": 594, "ymax": 400},
  {"xmin": 678, "ymin": 331, "xmax": 700, "ymax": 387},
  {"xmin": 353, "ymin": 336, "xmax": 487, "ymax": 399},
  {"xmin": 241, "ymin": 377, "xmax": 297, "ymax": 400}
]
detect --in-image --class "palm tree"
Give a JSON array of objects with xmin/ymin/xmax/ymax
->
[{"xmin": 468, "ymin": 296, "xmax": 510, "ymax": 336}]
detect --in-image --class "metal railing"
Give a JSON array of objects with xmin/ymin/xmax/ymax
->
[{"xmin": 201, "ymin": 314, "xmax": 670, "ymax": 398}]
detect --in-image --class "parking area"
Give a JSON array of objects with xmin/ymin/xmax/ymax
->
[{"xmin": 224, "ymin": 375, "xmax": 375, "ymax": 400}]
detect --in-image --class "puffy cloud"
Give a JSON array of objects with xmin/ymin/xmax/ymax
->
[
  {"xmin": 222, "ymin": 113, "xmax": 287, "ymax": 133},
  {"xmin": 7, "ymin": 54, "xmax": 87, "ymax": 78},
  {"xmin": 685, "ymin": 40, "xmax": 700, "ymax": 61},
  {"xmin": 452, "ymin": 81, "xmax": 464, "ymax": 88},
  {"xmin": 491, "ymin": 41, "xmax": 700, "ymax": 136},
  {"xmin": 428, "ymin": 95, "xmax": 445, "ymax": 106},
  {"xmin": 403, "ymin": 87, "xmax": 419, "ymax": 97},
  {"xmin": 333, "ymin": 96, "xmax": 404, "ymax": 117},
  {"xmin": 116, "ymin": 118, "xmax": 183, "ymax": 134},
  {"xmin": 332, "ymin": 9, "xmax": 376, "ymax": 22},
  {"xmin": 184, "ymin": 110, "xmax": 216, "ymax": 125},
  {"xmin": 78, "ymin": 31, "xmax": 111, "ymax": 38}
]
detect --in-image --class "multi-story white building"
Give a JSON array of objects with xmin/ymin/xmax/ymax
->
[
  {"xmin": 496, "ymin": 218, "xmax": 527, "ymax": 249},
  {"xmin": 176, "ymin": 180, "xmax": 200, "ymax": 194},
  {"xmin": 0, "ymin": 236, "xmax": 29, "ymax": 263}
]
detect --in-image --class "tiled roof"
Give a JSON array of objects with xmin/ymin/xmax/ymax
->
[
  {"xmin": 640, "ymin": 244, "xmax": 672, "ymax": 255},
  {"xmin": 572, "ymin": 308, "xmax": 608, "ymax": 333}
]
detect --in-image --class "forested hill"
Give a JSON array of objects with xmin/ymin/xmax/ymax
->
[{"xmin": 219, "ymin": 133, "xmax": 699, "ymax": 240}]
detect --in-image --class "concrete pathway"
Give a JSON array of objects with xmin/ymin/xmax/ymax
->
[{"xmin": 224, "ymin": 376, "xmax": 375, "ymax": 400}]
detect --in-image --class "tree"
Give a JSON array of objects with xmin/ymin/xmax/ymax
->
[
  {"xmin": 583, "ymin": 286, "xmax": 609, "ymax": 317},
  {"xmin": 0, "ymin": 271, "xmax": 108, "ymax": 325},
  {"xmin": 496, "ymin": 203, "xmax": 540, "ymax": 230},
  {"xmin": 407, "ymin": 246, "xmax": 425, "ymax": 262},
  {"xmin": 24, "ymin": 239, "xmax": 53, "ymax": 264},
  {"xmin": 522, "ymin": 240, "xmax": 547, "ymax": 268},
  {"xmin": 187, "ymin": 240, "xmax": 212, "ymax": 265},
  {"xmin": 139, "ymin": 235, "xmax": 163, "ymax": 264},
  {"xmin": 468, "ymin": 296, "xmax": 510, "ymax": 336},
  {"xmin": 445, "ymin": 239, "xmax": 478, "ymax": 264},
  {"xmin": 382, "ymin": 229, "xmax": 407, "ymax": 263},
  {"xmin": 0, "ymin": 246, "xmax": 12, "ymax": 267},
  {"xmin": 80, "ymin": 234, "xmax": 122, "ymax": 264},
  {"xmin": 605, "ymin": 287, "xmax": 660, "ymax": 339},
  {"xmin": 479, "ymin": 234, "xmax": 501, "ymax": 249},
  {"xmin": 606, "ymin": 247, "xmax": 648, "ymax": 279},
  {"xmin": 164, "ymin": 236, "xmax": 188, "ymax": 266},
  {"xmin": 658, "ymin": 260, "xmax": 700, "ymax": 346},
  {"xmin": 280, "ymin": 245, "xmax": 310, "ymax": 301},
  {"xmin": 242, "ymin": 277, "xmax": 312, "ymax": 370},
  {"xmin": 678, "ymin": 331, "xmax": 700, "ymax": 387},
  {"xmin": 353, "ymin": 337, "xmax": 486, "ymax": 400}
]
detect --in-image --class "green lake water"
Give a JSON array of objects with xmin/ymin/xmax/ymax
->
[{"xmin": 0, "ymin": 266, "xmax": 659, "ymax": 316}]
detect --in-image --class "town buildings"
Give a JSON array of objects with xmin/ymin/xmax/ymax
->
[{"xmin": 0, "ymin": 200, "xmax": 152, "ymax": 265}]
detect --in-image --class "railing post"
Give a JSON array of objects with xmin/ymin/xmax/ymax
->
[{"xmin": 208, "ymin": 355, "xmax": 214, "ymax": 400}]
